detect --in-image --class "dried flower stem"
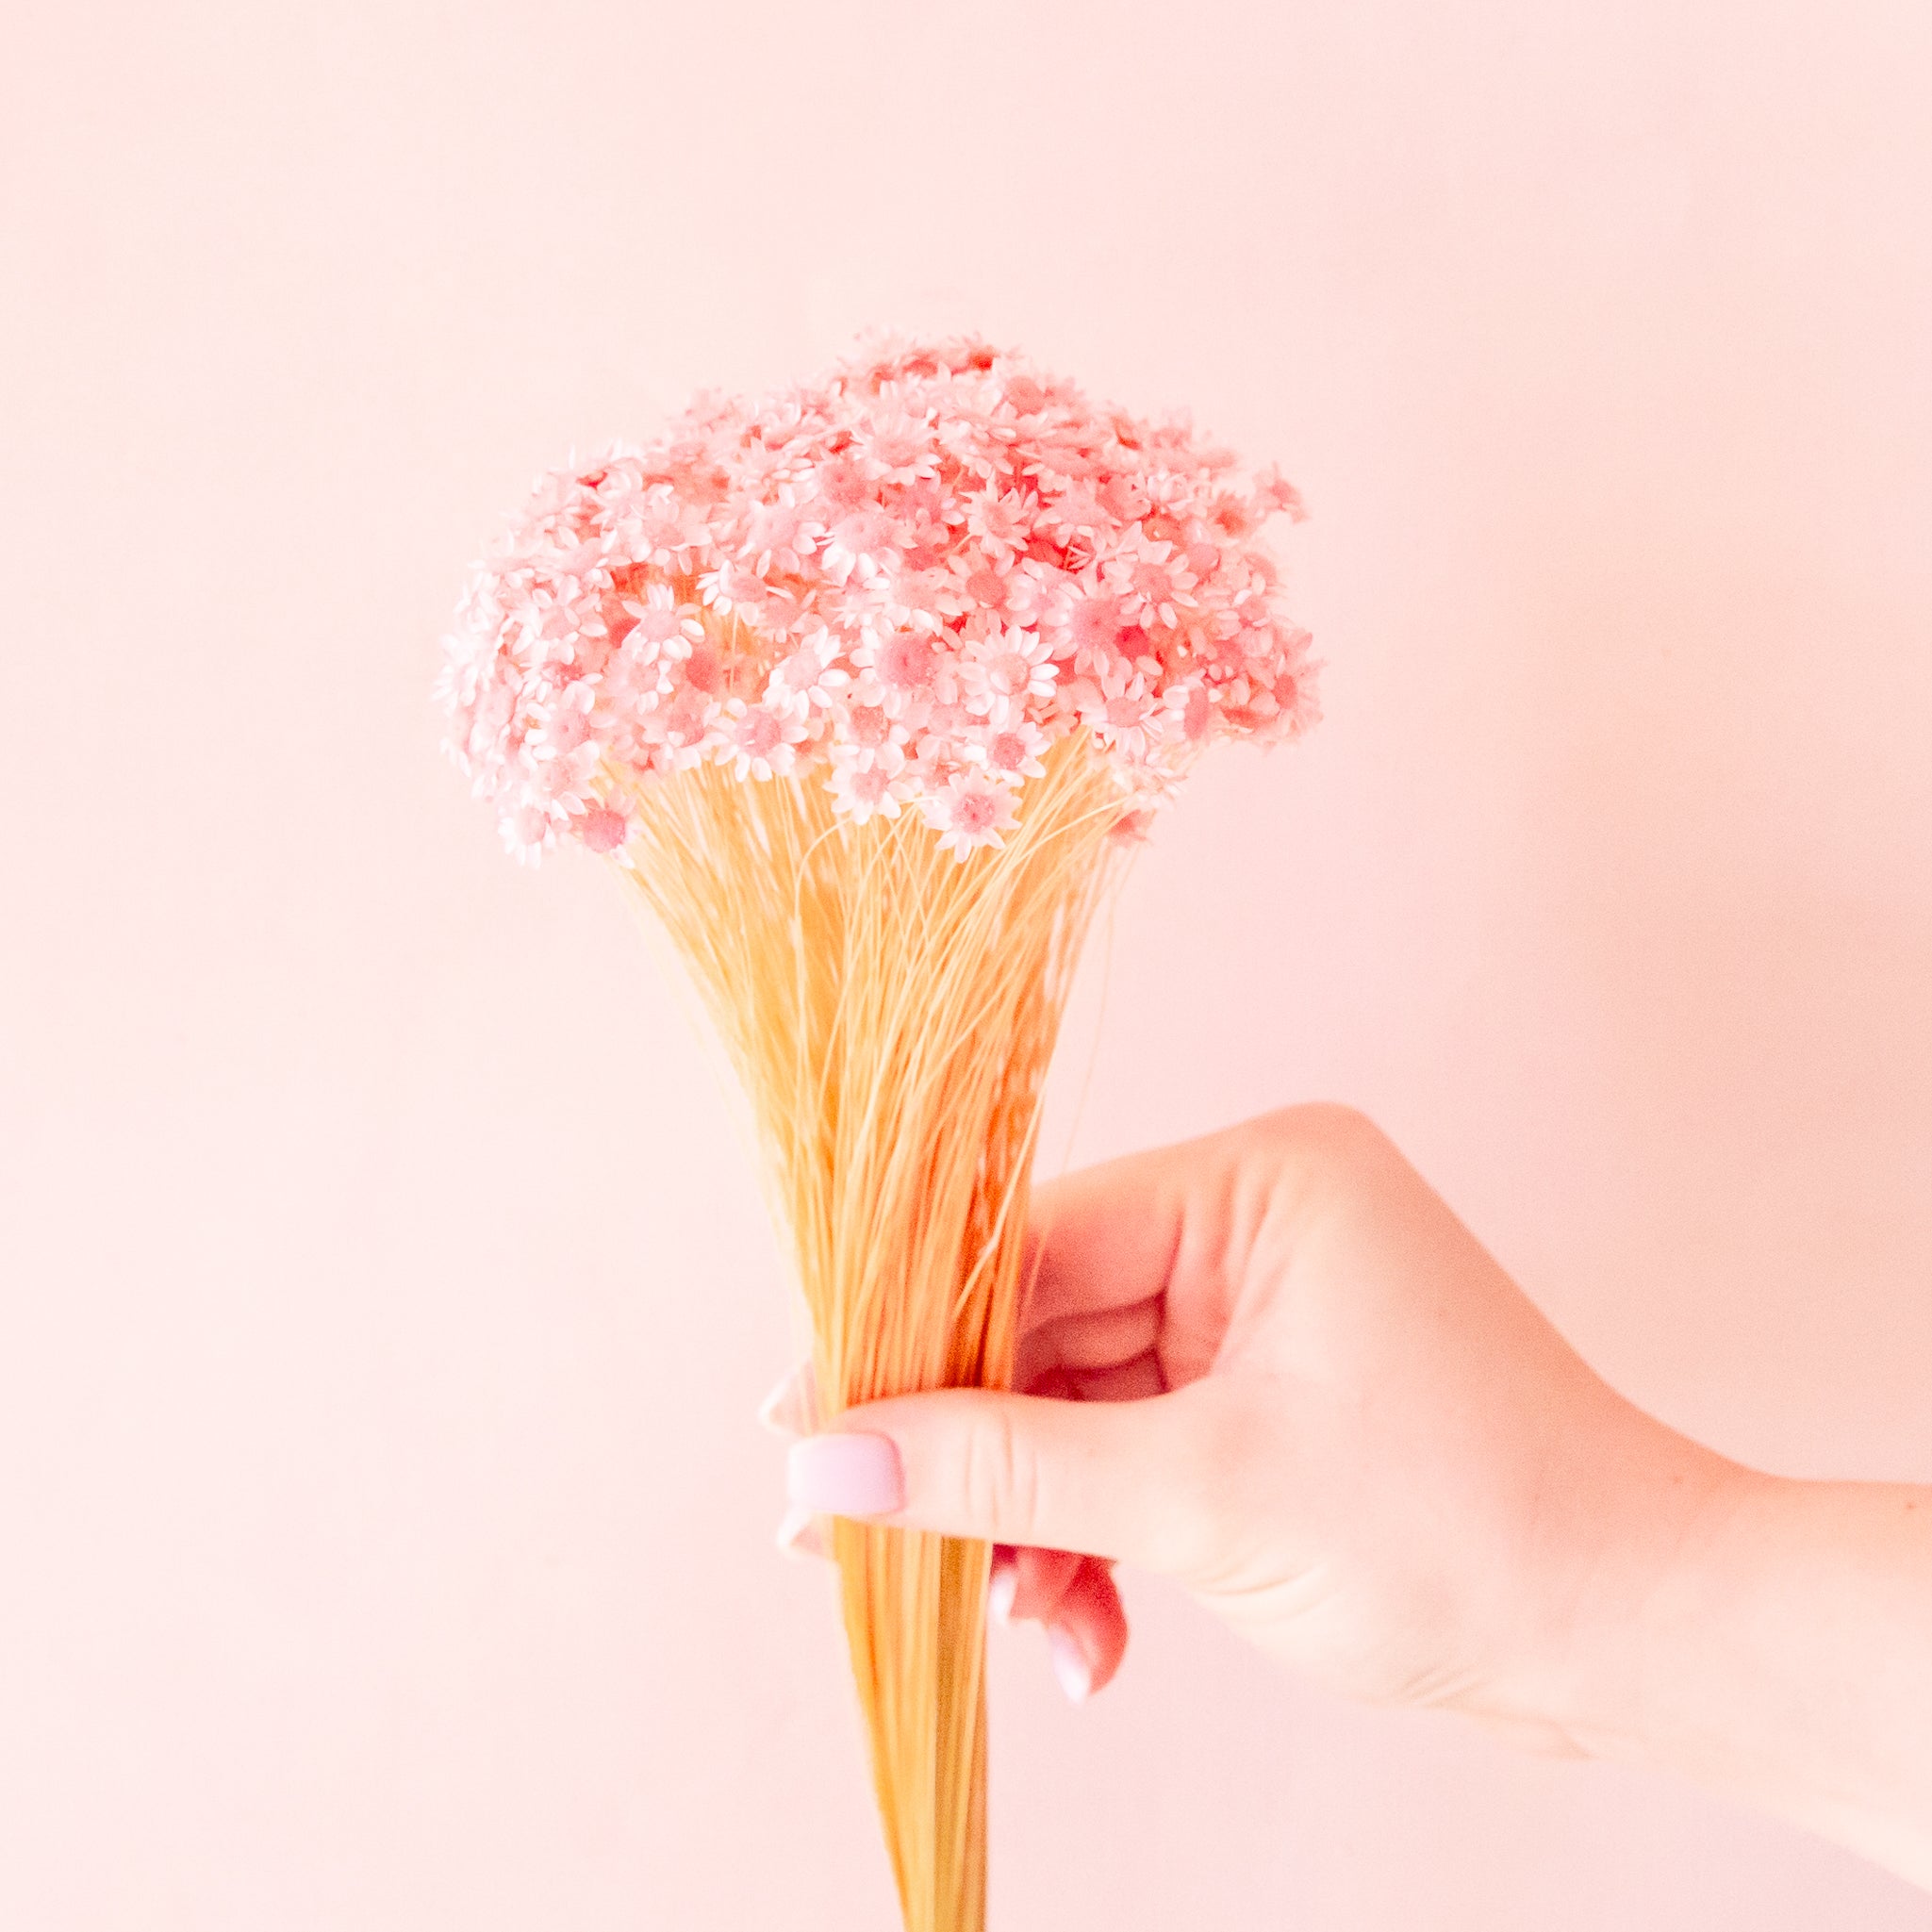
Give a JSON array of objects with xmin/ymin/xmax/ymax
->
[{"xmin": 610, "ymin": 735, "xmax": 1123, "ymax": 1932}]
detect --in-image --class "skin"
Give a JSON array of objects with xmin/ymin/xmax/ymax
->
[{"xmin": 765, "ymin": 1103, "xmax": 1932, "ymax": 1891}]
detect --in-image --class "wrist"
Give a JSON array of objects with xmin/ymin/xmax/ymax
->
[
  {"xmin": 1551, "ymin": 1450, "xmax": 1775, "ymax": 1766},
  {"xmin": 1499, "ymin": 1431, "xmax": 1932, "ymax": 1889},
  {"xmin": 1478, "ymin": 1398, "xmax": 1754, "ymax": 1761}
]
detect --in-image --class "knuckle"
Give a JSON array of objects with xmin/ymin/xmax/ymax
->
[
  {"xmin": 1258, "ymin": 1098, "xmax": 1379, "ymax": 1154},
  {"xmin": 1245, "ymin": 1101, "xmax": 1397, "ymax": 1211},
  {"xmin": 959, "ymin": 1405, "xmax": 1040, "ymax": 1544}
]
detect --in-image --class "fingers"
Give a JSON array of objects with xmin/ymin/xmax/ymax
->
[
  {"xmin": 1018, "ymin": 1119, "xmax": 1271, "ymax": 1394},
  {"xmin": 762, "ymin": 1370, "xmax": 1135, "ymax": 1700},
  {"xmin": 996, "ymin": 1544, "xmax": 1083, "ymax": 1625},
  {"xmin": 1024, "ymin": 1141, "xmax": 1203, "ymax": 1333},
  {"xmin": 1046, "ymin": 1556, "xmax": 1130, "ymax": 1698},
  {"xmin": 792, "ymin": 1383, "xmax": 1214, "ymax": 1574},
  {"xmin": 1013, "ymin": 1297, "xmax": 1164, "ymax": 1395},
  {"xmin": 992, "ymin": 1546, "xmax": 1128, "ymax": 1699}
]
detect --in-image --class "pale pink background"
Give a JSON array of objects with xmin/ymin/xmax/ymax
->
[{"xmin": 4, "ymin": 3, "xmax": 1930, "ymax": 1926}]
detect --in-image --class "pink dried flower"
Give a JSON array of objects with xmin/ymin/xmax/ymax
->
[
  {"xmin": 961, "ymin": 625, "xmax": 1058, "ymax": 718},
  {"xmin": 923, "ymin": 770, "xmax": 1019, "ymax": 861},
  {"xmin": 438, "ymin": 335, "xmax": 1320, "ymax": 862},
  {"xmin": 828, "ymin": 755, "xmax": 913, "ymax": 823},
  {"xmin": 969, "ymin": 718, "xmax": 1049, "ymax": 782},
  {"xmin": 580, "ymin": 801, "xmax": 631, "ymax": 853},
  {"xmin": 723, "ymin": 700, "xmax": 807, "ymax": 782}
]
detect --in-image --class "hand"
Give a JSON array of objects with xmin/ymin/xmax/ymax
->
[
  {"xmin": 762, "ymin": 1102, "xmax": 1731, "ymax": 1731},
  {"xmin": 763, "ymin": 1104, "xmax": 1932, "ymax": 1889}
]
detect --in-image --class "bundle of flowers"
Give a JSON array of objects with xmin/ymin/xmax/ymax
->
[
  {"xmin": 438, "ymin": 337, "xmax": 1319, "ymax": 1932},
  {"xmin": 439, "ymin": 335, "xmax": 1318, "ymax": 864}
]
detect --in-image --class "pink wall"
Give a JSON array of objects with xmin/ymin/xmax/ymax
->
[{"xmin": 5, "ymin": 3, "xmax": 1930, "ymax": 1925}]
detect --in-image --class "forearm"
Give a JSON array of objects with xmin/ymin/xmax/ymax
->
[{"xmin": 1573, "ymin": 1466, "xmax": 1932, "ymax": 1888}]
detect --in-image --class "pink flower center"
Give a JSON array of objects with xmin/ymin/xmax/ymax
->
[
  {"xmin": 988, "ymin": 732, "xmax": 1027, "ymax": 772},
  {"xmin": 871, "ymin": 431, "xmax": 924, "ymax": 471},
  {"xmin": 1069, "ymin": 595, "xmax": 1125, "ymax": 652},
  {"xmin": 581, "ymin": 805, "xmax": 628, "ymax": 852},
  {"xmin": 848, "ymin": 704, "xmax": 890, "ymax": 747},
  {"xmin": 639, "ymin": 511, "xmax": 685, "ymax": 552},
  {"xmin": 849, "ymin": 767, "xmax": 888, "ymax": 806},
  {"xmin": 1132, "ymin": 562, "xmax": 1174, "ymax": 603},
  {"xmin": 953, "ymin": 789, "xmax": 999, "ymax": 835},
  {"xmin": 964, "ymin": 567, "xmax": 1008, "ymax": 608},
  {"xmin": 735, "ymin": 710, "xmax": 781, "ymax": 757},
  {"xmin": 880, "ymin": 634, "xmax": 936, "ymax": 689}
]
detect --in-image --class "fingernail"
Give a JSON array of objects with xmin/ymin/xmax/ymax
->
[
  {"xmin": 758, "ymin": 1363, "xmax": 816, "ymax": 1437},
  {"xmin": 774, "ymin": 1504, "xmax": 825, "ymax": 1562},
  {"xmin": 988, "ymin": 1560, "xmax": 1018, "ymax": 1625},
  {"xmin": 786, "ymin": 1432, "xmax": 904, "ymax": 1518},
  {"xmin": 1048, "ymin": 1626, "xmax": 1091, "ymax": 1704}
]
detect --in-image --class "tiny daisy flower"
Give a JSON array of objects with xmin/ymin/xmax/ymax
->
[
  {"xmin": 851, "ymin": 624, "xmax": 957, "ymax": 719},
  {"xmin": 820, "ymin": 505, "xmax": 901, "ymax": 585},
  {"xmin": 965, "ymin": 487, "xmax": 1035, "ymax": 560},
  {"xmin": 739, "ymin": 488, "xmax": 825, "ymax": 576},
  {"xmin": 723, "ymin": 700, "xmax": 808, "ymax": 782},
  {"xmin": 860, "ymin": 404, "xmax": 943, "ymax": 487},
  {"xmin": 630, "ymin": 490, "xmax": 705, "ymax": 569},
  {"xmin": 579, "ymin": 799, "xmax": 632, "ymax": 853},
  {"xmin": 834, "ymin": 702, "xmax": 909, "ymax": 765},
  {"xmin": 1102, "ymin": 531, "xmax": 1197, "ymax": 630},
  {"xmin": 923, "ymin": 770, "xmax": 1019, "ymax": 862},
  {"xmin": 618, "ymin": 581, "xmax": 706, "ymax": 661},
  {"xmin": 967, "ymin": 717, "xmax": 1049, "ymax": 783},
  {"xmin": 529, "ymin": 678, "xmax": 600, "ymax": 762},
  {"xmin": 504, "ymin": 799, "xmax": 559, "ymax": 864},
  {"xmin": 960, "ymin": 625, "xmax": 1058, "ymax": 717},
  {"xmin": 1037, "ymin": 480, "xmax": 1108, "ymax": 539},
  {"xmin": 1086, "ymin": 661, "xmax": 1161, "ymax": 762},
  {"xmin": 827, "ymin": 754, "xmax": 913, "ymax": 823},
  {"xmin": 697, "ymin": 556, "xmax": 769, "ymax": 616},
  {"xmin": 763, "ymin": 633, "xmax": 848, "ymax": 720},
  {"xmin": 644, "ymin": 684, "xmax": 718, "ymax": 764}
]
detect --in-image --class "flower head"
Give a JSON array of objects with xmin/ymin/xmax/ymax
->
[
  {"xmin": 922, "ymin": 770, "xmax": 1020, "ymax": 861},
  {"xmin": 439, "ymin": 335, "xmax": 1318, "ymax": 862}
]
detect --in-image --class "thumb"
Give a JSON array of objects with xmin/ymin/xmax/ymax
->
[{"xmin": 786, "ymin": 1384, "xmax": 1219, "ymax": 1577}]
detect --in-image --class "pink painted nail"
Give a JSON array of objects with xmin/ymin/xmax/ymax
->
[
  {"xmin": 988, "ymin": 1560, "xmax": 1018, "ymax": 1625},
  {"xmin": 774, "ymin": 1504, "xmax": 827, "ymax": 1562},
  {"xmin": 1048, "ymin": 1627, "xmax": 1091, "ymax": 1704},
  {"xmin": 757, "ymin": 1362, "xmax": 817, "ymax": 1437},
  {"xmin": 786, "ymin": 1432, "xmax": 904, "ymax": 1519}
]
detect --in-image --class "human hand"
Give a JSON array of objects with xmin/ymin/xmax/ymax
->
[{"xmin": 761, "ymin": 1102, "xmax": 1735, "ymax": 1737}]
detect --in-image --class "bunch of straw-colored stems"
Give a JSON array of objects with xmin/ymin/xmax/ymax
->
[{"xmin": 609, "ymin": 731, "xmax": 1126, "ymax": 1932}]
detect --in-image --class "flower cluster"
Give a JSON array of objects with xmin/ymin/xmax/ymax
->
[{"xmin": 438, "ymin": 337, "xmax": 1320, "ymax": 861}]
